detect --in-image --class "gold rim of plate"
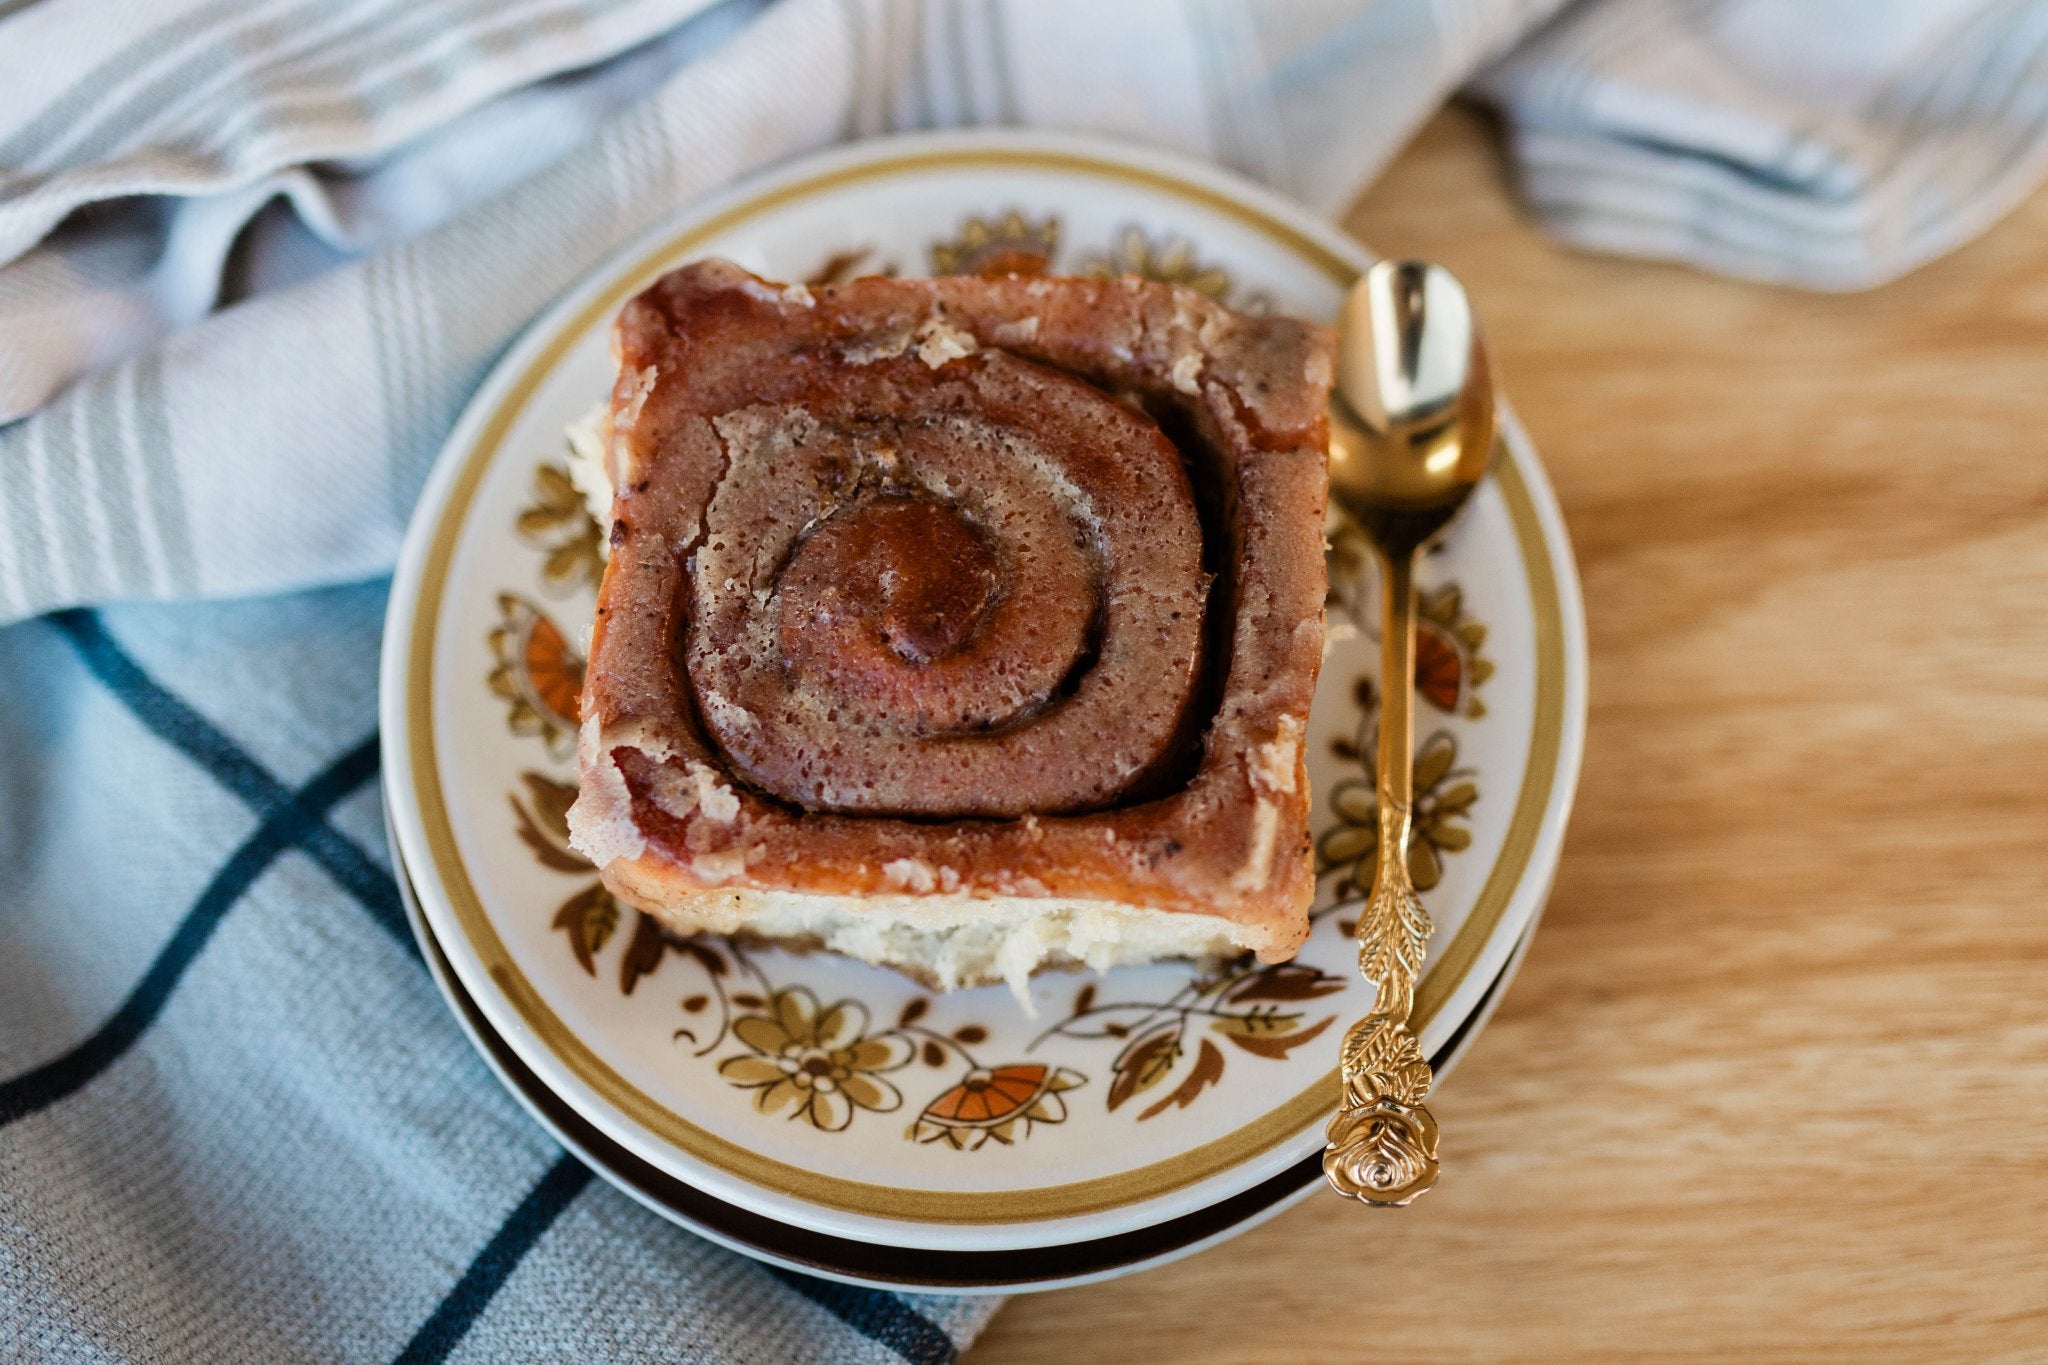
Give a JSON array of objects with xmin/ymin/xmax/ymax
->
[{"xmin": 402, "ymin": 143, "xmax": 1567, "ymax": 1225}]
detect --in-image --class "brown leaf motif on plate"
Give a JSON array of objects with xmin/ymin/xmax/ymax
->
[
  {"xmin": 509, "ymin": 767, "xmax": 648, "ymax": 985},
  {"xmin": 510, "ymin": 770, "xmax": 585, "ymax": 872},
  {"xmin": 1037, "ymin": 958, "xmax": 1347, "ymax": 1121},
  {"xmin": 549, "ymin": 882, "xmax": 616, "ymax": 977},
  {"xmin": 515, "ymin": 460, "xmax": 606, "ymax": 592}
]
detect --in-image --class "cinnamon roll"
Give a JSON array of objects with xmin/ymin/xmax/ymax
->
[{"xmin": 568, "ymin": 260, "xmax": 1331, "ymax": 992}]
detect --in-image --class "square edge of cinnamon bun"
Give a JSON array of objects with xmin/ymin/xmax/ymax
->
[{"xmin": 566, "ymin": 259, "xmax": 1332, "ymax": 997}]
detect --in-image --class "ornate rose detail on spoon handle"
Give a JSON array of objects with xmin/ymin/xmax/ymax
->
[
  {"xmin": 1323, "ymin": 835, "xmax": 1440, "ymax": 1205},
  {"xmin": 1324, "ymin": 1017, "xmax": 1439, "ymax": 1203}
]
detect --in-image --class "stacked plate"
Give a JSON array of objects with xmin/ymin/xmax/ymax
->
[{"xmin": 378, "ymin": 131, "xmax": 1587, "ymax": 1294}]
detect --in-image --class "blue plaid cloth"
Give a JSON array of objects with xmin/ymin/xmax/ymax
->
[{"xmin": 0, "ymin": 582, "xmax": 996, "ymax": 1362}]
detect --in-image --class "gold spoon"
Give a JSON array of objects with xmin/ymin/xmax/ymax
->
[{"xmin": 1321, "ymin": 260, "xmax": 1496, "ymax": 1205}]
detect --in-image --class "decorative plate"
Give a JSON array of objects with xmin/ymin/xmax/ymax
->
[
  {"xmin": 386, "ymin": 803, "xmax": 1540, "ymax": 1293},
  {"xmin": 379, "ymin": 130, "xmax": 1587, "ymax": 1255}
]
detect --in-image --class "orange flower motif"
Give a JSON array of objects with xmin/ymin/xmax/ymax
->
[
  {"xmin": 1415, "ymin": 585, "xmax": 1493, "ymax": 719},
  {"xmin": 929, "ymin": 211, "xmax": 1059, "ymax": 277},
  {"xmin": 909, "ymin": 1063, "xmax": 1084, "ymax": 1151},
  {"xmin": 718, "ymin": 988, "xmax": 914, "ymax": 1132},
  {"xmin": 487, "ymin": 593, "xmax": 583, "ymax": 752},
  {"xmin": 1414, "ymin": 622, "xmax": 1464, "ymax": 713}
]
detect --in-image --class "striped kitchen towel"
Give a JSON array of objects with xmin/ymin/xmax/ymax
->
[{"xmin": 6, "ymin": 1, "xmax": 2048, "ymax": 1361}]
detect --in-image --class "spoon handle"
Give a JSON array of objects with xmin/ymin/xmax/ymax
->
[{"xmin": 1322, "ymin": 543, "xmax": 1442, "ymax": 1205}]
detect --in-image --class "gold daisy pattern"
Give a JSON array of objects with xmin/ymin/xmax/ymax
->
[
  {"xmin": 1320, "ymin": 716, "xmax": 1478, "ymax": 897},
  {"xmin": 487, "ymin": 595, "xmax": 584, "ymax": 754},
  {"xmin": 718, "ymin": 988, "xmax": 916, "ymax": 1132},
  {"xmin": 929, "ymin": 210, "xmax": 1059, "ymax": 277},
  {"xmin": 515, "ymin": 460, "xmax": 605, "ymax": 592}
]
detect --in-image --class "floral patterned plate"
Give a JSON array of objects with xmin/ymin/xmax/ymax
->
[
  {"xmin": 387, "ymin": 806, "xmax": 1540, "ymax": 1293},
  {"xmin": 379, "ymin": 130, "xmax": 1588, "ymax": 1256}
]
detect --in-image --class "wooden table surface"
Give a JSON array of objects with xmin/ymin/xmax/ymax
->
[{"xmin": 969, "ymin": 106, "xmax": 2048, "ymax": 1364}]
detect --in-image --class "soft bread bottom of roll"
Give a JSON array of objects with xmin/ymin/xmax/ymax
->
[{"xmin": 608, "ymin": 871, "xmax": 1248, "ymax": 1001}]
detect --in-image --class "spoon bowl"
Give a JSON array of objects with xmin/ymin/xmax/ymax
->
[{"xmin": 1328, "ymin": 260, "xmax": 1496, "ymax": 554}]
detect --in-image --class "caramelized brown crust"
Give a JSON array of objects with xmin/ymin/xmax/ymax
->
[{"xmin": 571, "ymin": 261, "xmax": 1331, "ymax": 961}]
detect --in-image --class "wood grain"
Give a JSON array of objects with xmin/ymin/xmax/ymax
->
[{"xmin": 968, "ymin": 105, "xmax": 2048, "ymax": 1365}]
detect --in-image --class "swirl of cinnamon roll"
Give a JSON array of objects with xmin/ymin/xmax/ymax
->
[{"xmin": 686, "ymin": 347, "xmax": 1205, "ymax": 817}]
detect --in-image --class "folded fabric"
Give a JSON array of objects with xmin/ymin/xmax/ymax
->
[
  {"xmin": 1474, "ymin": 0, "xmax": 2048, "ymax": 289},
  {"xmin": 0, "ymin": 0, "xmax": 740, "ymax": 425}
]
